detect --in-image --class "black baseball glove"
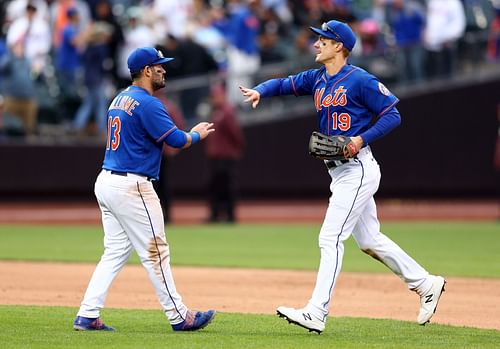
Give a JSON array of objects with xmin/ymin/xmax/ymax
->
[{"xmin": 308, "ymin": 131, "xmax": 358, "ymax": 160}]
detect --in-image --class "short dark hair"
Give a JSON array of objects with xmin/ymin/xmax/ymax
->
[
  {"xmin": 130, "ymin": 66, "xmax": 150, "ymax": 80},
  {"xmin": 130, "ymin": 71, "xmax": 142, "ymax": 80},
  {"xmin": 342, "ymin": 47, "xmax": 350, "ymax": 58}
]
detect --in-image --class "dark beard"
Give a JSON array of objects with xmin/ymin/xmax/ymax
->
[{"xmin": 152, "ymin": 79, "xmax": 166, "ymax": 91}]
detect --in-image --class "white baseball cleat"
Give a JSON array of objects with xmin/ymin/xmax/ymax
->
[
  {"xmin": 276, "ymin": 306, "xmax": 325, "ymax": 334},
  {"xmin": 417, "ymin": 275, "xmax": 446, "ymax": 325}
]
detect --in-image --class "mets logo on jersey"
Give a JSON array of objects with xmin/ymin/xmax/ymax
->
[
  {"xmin": 378, "ymin": 82, "xmax": 392, "ymax": 96},
  {"xmin": 314, "ymin": 86, "xmax": 347, "ymax": 111}
]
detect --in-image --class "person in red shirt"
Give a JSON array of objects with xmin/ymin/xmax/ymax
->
[
  {"xmin": 205, "ymin": 83, "xmax": 245, "ymax": 223},
  {"xmin": 153, "ymin": 91, "xmax": 186, "ymax": 224}
]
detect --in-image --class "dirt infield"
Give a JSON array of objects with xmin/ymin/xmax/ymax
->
[
  {"xmin": 1, "ymin": 261, "xmax": 499, "ymax": 331},
  {"xmin": 0, "ymin": 200, "xmax": 498, "ymax": 331}
]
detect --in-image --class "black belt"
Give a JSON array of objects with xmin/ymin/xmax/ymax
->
[
  {"xmin": 326, "ymin": 146, "xmax": 369, "ymax": 169},
  {"xmin": 325, "ymin": 159, "xmax": 351, "ymax": 169},
  {"xmin": 110, "ymin": 171, "xmax": 154, "ymax": 182}
]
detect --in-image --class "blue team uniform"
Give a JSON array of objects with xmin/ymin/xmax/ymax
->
[
  {"xmin": 254, "ymin": 64, "xmax": 401, "ymax": 145},
  {"xmin": 102, "ymin": 85, "xmax": 188, "ymax": 180},
  {"xmin": 75, "ymin": 46, "xmax": 216, "ymax": 331},
  {"xmin": 269, "ymin": 21, "xmax": 443, "ymax": 333}
]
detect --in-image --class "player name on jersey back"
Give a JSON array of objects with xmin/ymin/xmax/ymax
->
[{"xmin": 109, "ymin": 95, "xmax": 140, "ymax": 116}]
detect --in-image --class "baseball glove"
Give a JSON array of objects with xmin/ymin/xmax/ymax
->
[{"xmin": 308, "ymin": 131, "xmax": 358, "ymax": 160}]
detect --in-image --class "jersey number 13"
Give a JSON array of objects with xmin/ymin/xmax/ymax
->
[{"xmin": 106, "ymin": 116, "xmax": 121, "ymax": 151}]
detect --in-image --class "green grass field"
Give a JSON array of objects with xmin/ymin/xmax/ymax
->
[
  {"xmin": 0, "ymin": 222, "xmax": 499, "ymax": 277},
  {"xmin": 0, "ymin": 222, "xmax": 499, "ymax": 348},
  {"xmin": 1, "ymin": 305, "xmax": 499, "ymax": 349}
]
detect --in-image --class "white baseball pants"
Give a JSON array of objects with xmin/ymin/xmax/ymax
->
[
  {"xmin": 77, "ymin": 170, "xmax": 188, "ymax": 324},
  {"xmin": 307, "ymin": 147, "xmax": 432, "ymax": 320}
]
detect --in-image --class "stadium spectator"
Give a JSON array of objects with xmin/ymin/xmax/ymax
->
[
  {"xmin": 54, "ymin": 7, "xmax": 86, "ymax": 124},
  {"xmin": 288, "ymin": 26, "xmax": 316, "ymax": 70},
  {"xmin": 213, "ymin": 0, "xmax": 261, "ymax": 105},
  {"xmin": 153, "ymin": 92, "xmax": 186, "ymax": 224},
  {"xmin": 6, "ymin": 1, "xmax": 51, "ymax": 77},
  {"xmin": 0, "ymin": 36, "xmax": 6, "ymax": 59},
  {"xmin": 386, "ymin": 0, "xmax": 426, "ymax": 83},
  {"xmin": 358, "ymin": 18, "xmax": 382, "ymax": 56},
  {"xmin": 204, "ymin": 84, "xmax": 245, "ymax": 223},
  {"xmin": 259, "ymin": 30, "xmax": 285, "ymax": 64},
  {"xmin": 0, "ymin": 0, "xmax": 496, "ymax": 142},
  {"xmin": 151, "ymin": 0, "xmax": 194, "ymax": 40},
  {"xmin": 0, "ymin": 41, "xmax": 38, "ymax": 137},
  {"xmin": 5, "ymin": 0, "xmax": 48, "ymax": 23},
  {"xmin": 191, "ymin": 12, "xmax": 228, "ymax": 69},
  {"xmin": 117, "ymin": 6, "xmax": 157, "ymax": 89},
  {"xmin": 90, "ymin": 0, "xmax": 124, "ymax": 86},
  {"xmin": 180, "ymin": 34, "xmax": 219, "ymax": 126},
  {"xmin": 155, "ymin": 34, "xmax": 184, "ymax": 78},
  {"xmin": 423, "ymin": 0, "xmax": 466, "ymax": 78},
  {"xmin": 49, "ymin": 0, "xmax": 90, "ymax": 49},
  {"xmin": 71, "ymin": 20, "xmax": 112, "ymax": 136},
  {"xmin": 261, "ymin": 0, "xmax": 293, "ymax": 25},
  {"xmin": 156, "ymin": 32, "xmax": 219, "ymax": 127},
  {"xmin": 258, "ymin": 6, "xmax": 287, "ymax": 63}
]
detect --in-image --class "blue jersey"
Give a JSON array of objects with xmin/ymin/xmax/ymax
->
[
  {"xmin": 57, "ymin": 25, "xmax": 81, "ymax": 72},
  {"xmin": 102, "ymin": 86, "xmax": 187, "ymax": 180},
  {"xmin": 254, "ymin": 64, "xmax": 400, "ymax": 144}
]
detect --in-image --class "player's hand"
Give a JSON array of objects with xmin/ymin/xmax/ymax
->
[
  {"xmin": 191, "ymin": 122, "xmax": 215, "ymax": 139},
  {"xmin": 344, "ymin": 136, "xmax": 364, "ymax": 158},
  {"xmin": 239, "ymin": 85, "xmax": 260, "ymax": 109}
]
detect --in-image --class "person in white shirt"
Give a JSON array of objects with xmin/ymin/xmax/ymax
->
[
  {"xmin": 116, "ymin": 7, "xmax": 157, "ymax": 88},
  {"xmin": 6, "ymin": 2, "xmax": 51, "ymax": 76},
  {"xmin": 424, "ymin": 0, "xmax": 466, "ymax": 77},
  {"xmin": 6, "ymin": 0, "xmax": 48, "ymax": 22}
]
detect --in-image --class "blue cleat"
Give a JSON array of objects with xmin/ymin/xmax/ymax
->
[
  {"xmin": 171, "ymin": 310, "xmax": 216, "ymax": 331},
  {"xmin": 73, "ymin": 316, "xmax": 115, "ymax": 331}
]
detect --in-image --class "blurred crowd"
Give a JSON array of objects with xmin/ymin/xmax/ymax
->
[{"xmin": 0, "ymin": 0, "xmax": 500, "ymax": 139}]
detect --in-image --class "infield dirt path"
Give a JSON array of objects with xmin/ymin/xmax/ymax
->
[
  {"xmin": 1, "ymin": 261, "xmax": 499, "ymax": 331},
  {"xmin": 1, "ymin": 200, "xmax": 499, "ymax": 331}
]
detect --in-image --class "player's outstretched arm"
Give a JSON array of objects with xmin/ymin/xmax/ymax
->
[
  {"xmin": 239, "ymin": 85, "xmax": 260, "ymax": 109},
  {"xmin": 182, "ymin": 122, "xmax": 215, "ymax": 149},
  {"xmin": 191, "ymin": 122, "xmax": 215, "ymax": 139}
]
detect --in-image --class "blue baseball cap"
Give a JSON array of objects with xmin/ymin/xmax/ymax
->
[
  {"xmin": 309, "ymin": 20, "xmax": 356, "ymax": 51},
  {"xmin": 127, "ymin": 47, "xmax": 174, "ymax": 73}
]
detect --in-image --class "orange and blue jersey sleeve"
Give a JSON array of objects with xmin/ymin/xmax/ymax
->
[
  {"xmin": 254, "ymin": 69, "xmax": 320, "ymax": 97},
  {"xmin": 142, "ymin": 99, "xmax": 188, "ymax": 148},
  {"xmin": 358, "ymin": 75, "xmax": 401, "ymax": 144}
]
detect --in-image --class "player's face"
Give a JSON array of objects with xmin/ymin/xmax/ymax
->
[
  {"xmin": 314, "ymin": 37, "xmax": 341, "ymax": 64},
  {"xmin": 149, "ymin": 64, "xmax": 166, "ymax": 91}
]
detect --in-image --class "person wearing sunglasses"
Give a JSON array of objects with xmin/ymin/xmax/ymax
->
[{"xmin": 239, "ymin": 20, "xmax": 445, "ymax": 334}]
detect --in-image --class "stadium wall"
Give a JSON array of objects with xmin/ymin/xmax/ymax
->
[{"xmin": 1, "ymin": 78, "xmax": 498, "ymax": 200}]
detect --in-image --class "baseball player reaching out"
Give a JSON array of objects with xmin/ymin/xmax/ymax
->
[
  {"xmin": 73, "ymin": 47, "xmax": 216, "ymax": 332},
  {"xmin": 239, "ymin": 20, "xmax": 445, "ymax": 334}
]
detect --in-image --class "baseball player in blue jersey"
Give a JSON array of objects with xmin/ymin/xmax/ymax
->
[
  {"xmin": 73, "ymin": 47, "xmax": 216, "ymax": 332},
  {"xmin": 240, "ymin": 20, "xmax": 445, "ymax": 334}
]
